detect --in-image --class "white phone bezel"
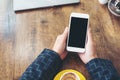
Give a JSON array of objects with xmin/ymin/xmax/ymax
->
[{"xmin": 67, "ymin": 12, "xmax": 89, "ymax": 53}]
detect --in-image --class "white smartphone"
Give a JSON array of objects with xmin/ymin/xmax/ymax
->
[{"xmin": 67, "ymin": 12, "xmax": 89, "ymax": 53}]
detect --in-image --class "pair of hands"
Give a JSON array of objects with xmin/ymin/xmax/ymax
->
[{"xmin": 52, "ymin": 27, "xmax": 98, "ymax": 64}]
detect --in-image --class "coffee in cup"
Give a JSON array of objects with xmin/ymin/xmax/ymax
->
[{"xmin": 60, "ymin": 72, "xmax": 80, "ymax": 80}]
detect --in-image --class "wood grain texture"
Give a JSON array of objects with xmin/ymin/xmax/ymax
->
[{"xmin": 0, "ymin": 0, "xmax": 120, "ymax": 80}]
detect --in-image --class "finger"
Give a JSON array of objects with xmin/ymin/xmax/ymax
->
[
  {"xmin": 62, "ymin": 27, "xmax": 69, "ymax": 39},
  {"xmin": 87, "ymin": 28, "xmax": 93, "ymax": 43}
]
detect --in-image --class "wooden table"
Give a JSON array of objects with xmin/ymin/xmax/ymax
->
[{"xmin": 0, "ymin": 0, "xmax": 120, "ymax": 80}]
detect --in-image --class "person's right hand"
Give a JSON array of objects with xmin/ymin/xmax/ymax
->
[{"xmin": 78, "ymin": 29, "xmax": 98, "ymax": 64}]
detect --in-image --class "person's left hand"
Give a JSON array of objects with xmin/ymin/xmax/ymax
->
[{"xmin": 52, "ymin": 27, "xmax": 68, "ymax": 60}]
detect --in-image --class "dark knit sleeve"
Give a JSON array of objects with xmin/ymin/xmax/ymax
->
[
  {"xmin": 86, "ymin": 58, "xmax": 120, "ymax": 80},
  {"xmin": 19, "ymin": 49, "xmax": 62, "ymax": 80}
]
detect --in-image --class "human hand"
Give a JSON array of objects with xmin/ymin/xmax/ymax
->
[
  {"xmin": 52, "ymin": 27, "xmax": 68, "ymax": 60},
  {"xmin": 78, "ymin": 29, "xmax": 98, "ymax": 64}
]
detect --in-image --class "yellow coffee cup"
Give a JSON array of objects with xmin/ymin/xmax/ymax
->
[{"xmin": 54, "ymin": 69, "xmax": 86, "ymax": 80}]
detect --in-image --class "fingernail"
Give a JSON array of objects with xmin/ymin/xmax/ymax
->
[{"xmin": 65, "ymin": 27, "xmax": 69, "ymax": 30}]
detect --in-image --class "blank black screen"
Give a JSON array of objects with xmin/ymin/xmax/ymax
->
[{"xmin": 68, "ymin": 17, "xmax": 88, "ymax": 48}]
